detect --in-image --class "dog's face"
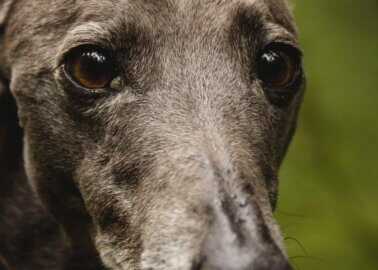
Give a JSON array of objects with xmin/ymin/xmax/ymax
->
[{"xmin": 0, "ymin": 0, "xmax": 304, "ymax": 269}]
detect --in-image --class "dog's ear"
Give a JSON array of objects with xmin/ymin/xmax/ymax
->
[
  {"xmin": 0, "ymin": 0, "xmax": 12, "ymax": 83},
  {"xmin": 0, "ymin": 0, "xmax": 11, "ymax": 112},
  {"xmin": 0, "ymin": 0, "xmax": 11, "ymax": 26},
  {"xmin": 0, "ymin": 0, "xmax": 12, "ymax": 39},
  {"xmin": 0, "ymin": 0, "xmax": 23, "ymax": 174}
]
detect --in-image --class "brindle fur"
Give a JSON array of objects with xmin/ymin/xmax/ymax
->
[{"xmin": 0, "ymin": 0, "xmax": 304, "ymax": 269}]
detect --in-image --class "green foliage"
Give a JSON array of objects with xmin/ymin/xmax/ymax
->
[{"xmin": 276, "ymin": 0, "xmax": 378, "ymax": 269}]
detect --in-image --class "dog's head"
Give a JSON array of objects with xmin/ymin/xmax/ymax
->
[{"xmin": 0, "ymin": 0, "xmax": 304, "ymax": 269}]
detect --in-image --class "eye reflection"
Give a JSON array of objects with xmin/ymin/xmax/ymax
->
[
  {"xmin": 257, "ymin": 46, "xmax": 299, "ymax": 88},
  {"xmin": 65, "ymin": 46, "xmax": 118, "ymax": 90}
]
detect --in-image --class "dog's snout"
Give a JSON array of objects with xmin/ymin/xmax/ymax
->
[
  {"xmin": 192, "ymin": 252, "xmax": 292, "ymax": 270},
  {"xmin": 190, "ymin": 178, "xmax": 292, "ymax": 270},
  {"xmin": 192, "ymin": 251, "xmax": 292, "ymax": 270}
]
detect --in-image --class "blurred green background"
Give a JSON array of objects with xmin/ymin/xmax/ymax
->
[{"xmin": 275, "ymin": 0, "xmax": 378, "ymax": 269}]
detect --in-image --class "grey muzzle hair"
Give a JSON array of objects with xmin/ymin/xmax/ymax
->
[{"xmin": 0, "ymin": 0, "xmax": 305, "ymax": 269}]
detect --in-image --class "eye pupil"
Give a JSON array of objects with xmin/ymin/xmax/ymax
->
[
  {"xmin": 257, "ymin": 48, "xmax": 297, "ymax": 88},
  {"xmin": 66, "ymin": 46, "xmax": 117, "ymax": 89}
]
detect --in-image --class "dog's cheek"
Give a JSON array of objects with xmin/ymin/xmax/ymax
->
[
  {"xmin": 10, "ymin": 72, "xmax": 98, "ymax": 230},
  {"xmin": 94, "ymin": 233, "xmax": 138, "ymax": 270},
  {"xmin": 10, "ymin": 71, "xmax": 88, "ymax": 165},
  {"xmin": 23, "ymin": 137, "xmax": 38, "ymax": 195}
]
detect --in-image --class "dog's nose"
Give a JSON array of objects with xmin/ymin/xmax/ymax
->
[
  {"xmin": 192, "ymin": 250, "xmax": 292, "ymax": 270},
  {"xmin": 191, "ymin": 183, "xmax": 293, "ymax": 270},
  {"xmin": 191, "ymin": 215, "xmax": 293, "ymax": 270}
]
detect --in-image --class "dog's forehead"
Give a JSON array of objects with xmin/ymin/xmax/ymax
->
[
  {"xmin": 75, "ymin": 0, "xmax": 295, "ymax": 34},
  {"xmin": 53, "ymin": 0, "xmax": 297, "ymax": 56},
  {"xmin": 2, "ymin": 0, "xmax": 297, "ymax": 77}
]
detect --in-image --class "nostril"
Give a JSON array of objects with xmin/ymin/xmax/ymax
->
[{"xmin": 191, "ymin": 256, "xmax": 207, "ymax": 270}]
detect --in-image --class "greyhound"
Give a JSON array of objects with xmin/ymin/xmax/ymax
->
[{"xmin": 0, "ymin": 0, "xmax": 305, "ymax": 269}]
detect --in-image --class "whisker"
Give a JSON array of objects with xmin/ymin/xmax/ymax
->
[
  {"xmin": 284, "ymin": 236, "xmax": 309, "ymax": 257},
  {"xmin": 289, "ymin": 255, "xmax": 325, "ymax": 263},
  {"xmin": 289, "ymin": 258, "xmax": 300, "ymax": 270},
  {"xmin": 280, "ymin": 223, "xmax": 296, "ymax": 230},
  {"xmin": 275, "ymin": 209, "xmax": 309, "ymax": 218}
]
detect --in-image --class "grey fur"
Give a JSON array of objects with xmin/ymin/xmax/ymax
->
[{"xmin": 0, "ymin": 0, "xmax": 304, "ymax": 269}]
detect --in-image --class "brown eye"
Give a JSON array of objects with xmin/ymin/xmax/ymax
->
[
  {"xmin": 65, "ymin": 46, "xmax": 117, "ymax": 89},
  {"xmin": 257, "ymin": 46, "xmax": 299, "ymax": 88}
]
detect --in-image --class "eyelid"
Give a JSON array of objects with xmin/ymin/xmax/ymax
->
[
  {"xmin": 55, "ymin": 22, "xmax": 113, "ymax": 68},
  {"xmin": 258, "ymin": 22, "xmax": 302, "ymax": 55},
  {"xmin": 257, "ymin": 42, "xmax": 303, "ymax": 69},
  {"xmin": 267, "ymin": 41, "xmax": 302, "ymax": 57},
  {"xmin": 57, "ymin": 42, "xmax": 112, "ymax": 70}
]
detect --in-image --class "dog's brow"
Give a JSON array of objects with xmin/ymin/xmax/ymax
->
[
  {"xmin": 263, "ymin": 22, "xmax": 300, "ymax": 49},
  {"xmin": 64, "ymin": 22, "xmax": 111, "ymax": 48},
  {"xmin": 56, "ymin": 22, "xmax": 112, "ymax": 66},
  {"xmin": 70, "ymin": 22, "xmax": 109, "ymax": 39},
  {"xmin": 233, "ymin": 1, "xmax": 299, "ymax": 49}
]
